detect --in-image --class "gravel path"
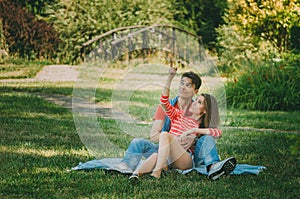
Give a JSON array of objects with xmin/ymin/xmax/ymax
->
[
  {"xmin": 0, "ymin": 65, "xmax": 79, "ymax": 82},
  {"xmin": 35, "ymin": 65, "xmax": 79, "ymax": 82}
]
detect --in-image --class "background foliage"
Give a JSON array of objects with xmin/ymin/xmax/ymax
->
[
  {"xmin": 0, "ymin": 0, "xmax": 61, "ymax": 60},
  {"xmin": 223, "ymin": 0, "xmax": 299, "ymax": 53},
  {"xmin": 226, "ymin": 54, "xmax": 300, "ymax": 111},
  {"xmin": 172, "ymin": 0, "xmax": 227, "ymax": 51},
  {"xmin": 216, "ymin": 0, "xmax": 300, "ymax": 111},
  {"xmin": 12, "ymin": 0, "xmax": 59, "ymax": 16},
  {"xmin": 0, "ymin": 0, "xmax": 299, "ymax": 111},
  {"xmin": 216, "ymin": 0, "xmax": 300, "ymax": 74}
]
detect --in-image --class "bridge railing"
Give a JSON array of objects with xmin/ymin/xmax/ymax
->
[{"xmin": 81, "ymin": 24, "xmax": 208, "ymax": 69}]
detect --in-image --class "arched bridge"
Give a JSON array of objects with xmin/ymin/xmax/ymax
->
[{"xmin": 81, "ymin": 24, "xmax": 210, "ymax": 69}]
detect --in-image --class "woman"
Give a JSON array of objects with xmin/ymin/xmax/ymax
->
[{"xmin": 129, "ymin": 67, "xmax": 230, "ymax": 180}]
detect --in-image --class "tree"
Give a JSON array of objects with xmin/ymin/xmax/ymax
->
[
  {"xmin": 225, "ymin": 0, "xmax": 300, "ymax": 53},
  {"xmin": 216, "ymin": 0, "xmax": 300, "ymax": 74},
  {"xmin": 172, "ymin": 0, "xmax": 227, "ymax": 51}
]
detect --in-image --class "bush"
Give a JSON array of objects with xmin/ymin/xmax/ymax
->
[
  {"xmin": 0, "ymin": 0, "xmax": 61, "ymax": 60},
  {"xmin": 226, "ymin": 53, "xmax": 300, "ymax": 111},
  {"xmin": 13, "ymin": 0, "xmax": 59, "ymax": 16}
]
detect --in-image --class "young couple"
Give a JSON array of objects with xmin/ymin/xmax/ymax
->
[{"xmin": 113, "ymin": 66, "xmax": 236, "ymax": 181}]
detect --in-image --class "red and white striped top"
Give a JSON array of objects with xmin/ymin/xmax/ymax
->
[
  {"xmin": 208, "ymin": 128, "xmax": 222, "ymax": 138},
  {"xmin": 160, "ymin": 95, "xmax": 222, "ymax": 138}
]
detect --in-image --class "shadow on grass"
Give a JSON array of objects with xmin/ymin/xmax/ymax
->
[{"xmin": 0, "ymin": 92, "xmax": 84, "ymax": 149}]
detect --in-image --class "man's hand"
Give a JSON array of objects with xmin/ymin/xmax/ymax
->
[{"xmin": 168, "ymin": 66, "xmax": 177, "ymax": 78}]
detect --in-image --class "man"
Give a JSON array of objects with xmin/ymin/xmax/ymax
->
[{"xmin": 114, "ymin": 71, "xmax": 236, "ymax": 180}]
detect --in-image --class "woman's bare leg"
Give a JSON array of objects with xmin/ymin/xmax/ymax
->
[
  {"xmin": 169, "ymin": 142, "xmax": 193, "ymax": 170},
  {"xmin": 151, "ymin": 132, "xmax": 193, "ymax": 178},
  {"xmin": 132, "ymin": 153, "xmax": 158, "ymax": 176}
]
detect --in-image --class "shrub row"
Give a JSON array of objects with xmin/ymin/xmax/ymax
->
[
  {"xmin": 0, "ymin": 0, "xmax": 61, "ymax": 60},
  {"xmin": 226, "ymin": 53, "xmax": 300, "ymax": 111}
]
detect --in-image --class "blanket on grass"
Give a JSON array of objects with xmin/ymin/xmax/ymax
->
[{"xmin": 69, "ymin": 158, "xmax": 266, "ymax": 175}]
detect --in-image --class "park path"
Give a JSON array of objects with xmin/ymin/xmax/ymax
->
[{"xmin": 35, "ymin": 65, "xmax": 123, "ymax": 120}]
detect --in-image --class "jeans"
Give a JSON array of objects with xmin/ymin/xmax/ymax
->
[
  {"xmin": 193, "ymin": 135, "xmax": 220, "ymax": 167},
  {"xmin": 122, "ymin": 135, "xmax": 220, "ymax": 171}
]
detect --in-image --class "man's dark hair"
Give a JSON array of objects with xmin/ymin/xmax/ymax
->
[{"xmin": 181, "ymin": 71, "xmax": 202, "ymax": 89}]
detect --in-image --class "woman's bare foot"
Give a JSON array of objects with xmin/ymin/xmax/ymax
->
[{"xmin": 150, "ymin": 170, "xmax": 161, "ymax": 179}]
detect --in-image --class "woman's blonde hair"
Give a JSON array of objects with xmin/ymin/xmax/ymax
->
[{"xmin": 201, "ymin": 93, "xmax": 220, "ymax": 128}]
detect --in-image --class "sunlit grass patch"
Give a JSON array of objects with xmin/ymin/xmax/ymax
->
[
  {"xmin": 0, "ymin": 145, "xmax": 89, "ymax": 158},
  {"xmin": 225, "ymin": 108, "xmax": 300, "ymax": 131},
  {"xmin": 0, "ymin": 59, "xmax": 52, "ymax": 79}
]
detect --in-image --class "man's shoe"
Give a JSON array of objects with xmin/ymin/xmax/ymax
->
[
  {"xmin": 129, "ymin": 174, "xmax": 139, "ymax": 184},
  {"xmin": 208, "ymin": 157, "xmax": 237, "ymax": 181}
]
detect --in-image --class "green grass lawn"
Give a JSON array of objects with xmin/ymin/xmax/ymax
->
[
  {"xmin": 0, "ymin": 59, "xmax": 52, "ymax": 79},
  {"xmin": 0, "ymin": 80, "xmax": 299, "ymax": 198}
]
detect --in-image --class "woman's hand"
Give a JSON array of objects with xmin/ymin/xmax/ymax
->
[
  {"xmin": 181, "ymin": 128, "xmax": 210, "ymax": 137},
  {"xmin": 177, "ymin": 130, "xmax": 197, "ymax": 150},
  {"xmin": 181, "ymin": 128, "xmax": 197, "ymax": 137}
]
